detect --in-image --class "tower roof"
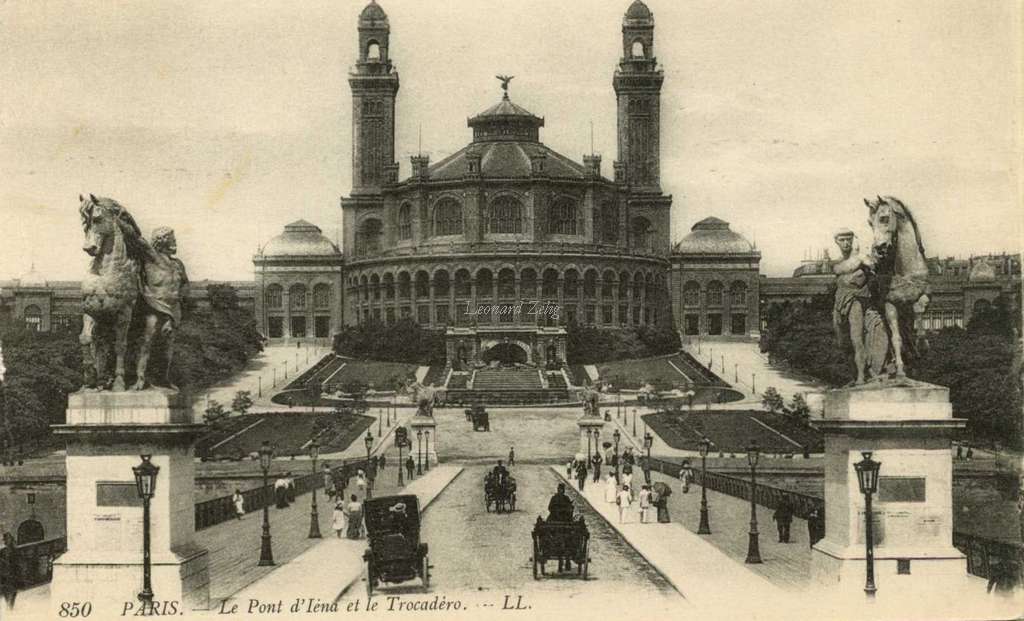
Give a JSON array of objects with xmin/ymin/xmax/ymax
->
[
  {"xmin": 625, "ymin": 0, "xmax": 653, "ymax": 23},
  {"xmin": 360, "ymin": 1, "xmax": 388, "ymax": 25},
  {"xmin": 467, "ymin": 94, "xmax": 545, "ymax": 143}
]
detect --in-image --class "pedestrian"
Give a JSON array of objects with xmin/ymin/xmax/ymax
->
[
  {"xmin": 355, "ymin": 469, "xmax": 368, "ymax": 497},
  {"xmin": 604, "ymin": 471, "xmax": 618, "ymax": 503},
  {"xmin": 232, "ymin": 489, "xmax": 245, "ymax": 519},
  {"xmin": 285, "ymin": 471, "xmax": 296, "ymax": 503},
  {"xmin": 590, "ymin": 451, "xmax": 603, "ymax": 482},
  {"xmin": 379, "ymin": 454, "xmax": 386, "ymax": 471},
  {"xmin": 773, "ymin": 496, "xmax": 794, "ymax": 543},
  {"xmin": 654, "ymin": 489, "xmax": 671, "ymax": 523},
  {"xmin": 322, "ymin": 464, "xmax": 335, "ymax": 498},
  {"xmin": 966, "ymin": 443, "xmax": 974, "ymax": 460},
  {"xmin": 807, "ymin": 508, "xmax": 825, "ymax": 548},
  {"xmin": 679, "ymin": 462, "xmax": 694, "ymax": 494},
  {"xmin": 575, "ymin": 460, "xmax": 588, "ymax": 491},
  {"xmin": 0, "ymin": 532, "xmax": 17, "ymax": 610},
  {"xmin": 344, "ymin": 494, "xmax": 364, "ymax": 539},
  {"xmin": 405, "ymin": 455, "xmax": 415, "ymax": 480},
  {"xmin": 955, "ymin": 442, "xmax": 963, "ymax": 460},
  {"xmin": 641, "ymin": 456, "xmax": 652, "ymax": 485},
  {"xmin": 616, "ymin": 485, "xmax": 633, "ymax": 523},
  {"xmin": 621, "ymin": 467, "xmax": 634, "ymax": 501},
  {"xmin": 508, "ymin": 446, "xmax": 515, "ymax": 467},
  {"xmin": 332, "ymin": 500, "xmax": 346, "ymax": 538},
  {"xmin": 274, "ymin": 474, "xmax": 290, "ymax": 508},
  {"xmin": 1017, "ymin": 494, "xmax": 1024, "ymax": 544},
  {"xmin": 566, "ymin": 458, "xmax": 574, "ymax": 478},
  {"xmin": 638, "ymin": 485, "xmax": 653, "ymax": 523}
]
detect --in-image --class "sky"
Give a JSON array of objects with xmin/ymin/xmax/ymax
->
[{"xmin": 1, "ymin": 0, "xmax": 1020, "ymax": 280}]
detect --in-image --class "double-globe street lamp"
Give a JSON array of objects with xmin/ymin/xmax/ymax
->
[
  {"xmin": 697, "ymin": 437, "xmax": 712, "ymax": 535},
  {"xmin": 745, "ymin": 441, "xmax": 763, "ymax": 564},
  {"xmin": 612, "ymin": 429, "xmax": 621, "ymax": 485},
  {"xmin": 854, "ymin": 451, "xmax": 882, "ymax": 597},
  {"xmin": 258, "ymin": 441, "xmax": 275, "ymax": 566},
  {"xmin": 365, "ymin": 433, "xmax": 374, "ymax": 499},
  {"xmin": 307, "ymin": 440, "xmax": 321, "ymax": 539},
  {"xmin": 416, "ymin": 429, "xmax": 423, "ymax": 475},
  {"xmin": 132, "ymin": 455, "xmax": 160, "ymax": 605},
  {"xmin": 632, "ymin": 408, "xmax": 637, "ymax": 437},
  {"xmin": 643, "ymin": 432, "xmax": 653, "ymax": 485},
  {"xmin": 424, "ymin": 430, "xmax": 431, "ymax": 472}
]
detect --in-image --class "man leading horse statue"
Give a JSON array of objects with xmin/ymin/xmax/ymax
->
[
  {"xmin": 833, "ymin": 195, "xmax": 930, "ymax": 384},
  {"xmin": 78, "ymin": 194, "xmax": 189, "ymax": 392}
]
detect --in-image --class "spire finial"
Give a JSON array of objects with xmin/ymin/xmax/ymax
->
[{"xmin": 496, "ymin": 75, "xmax": 514, "ymax": 100}]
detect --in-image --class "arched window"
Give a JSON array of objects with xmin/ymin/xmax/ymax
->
[
  {"xmin": 289, "ymin": 284, "xmax": 307, "ymax": 310},
  {"xmin": 619, "ymin": 271, "xmax": 630, "ymax": 298},
  {"xmin": 414, "ymin": 271, "xmax": 430, "ymax": 299},
  {"xmin": 632, "ymin": 272, "xmax": 643, "ymax": 301},
  {"xmin": 707, "ymin": 281, "xmax": 723, "ymax": 306},
  {"xmin": 729, "ymin": 281, "xmax": 747, "ymax": 307},
  {"xmin": 631, "ymin": 217, "xmax": 653, "ymax": 252},
  {"xmin": 564, "ymin": 270, "xmax": 580, "ymax": 297},
  {"xmin": 265, "ymin": 285, "xmax": 283, "ymax": 309},
  {"xmin": 601, "ymin": 270, "xmax": 616, "ymax": 298},
  {"xmin": 683, "ymin": 281, "xmax": 700, "ymax": 306},
  {"xmin": 359, "ymin": 275, "xmax": 369, "ymax": 301},
  {"xmin": 631, "ymin": 40, "xmax": 645, "ymax": 58},
  {"xmin": 382, "ymin": 273, "xmax": 395, "ymax": 300},
  {"xmin": 397, "ymin": 272, "xmax": 411, "ymax": 299},
  {"xmin": 476, "ymin": 269, "xmax": 493, "ymax": 297},
  {"xmin": 23, "ymin": 305, "xmax": 42, "ymax": 331},
  {"xmin": 520, "ymin": 268, "xmax": 538, "ymax": 298},
  {"xmin": 313, "ymin": 284, "xmax": 331, "ymax": 309},
  {"xmin": 370, "ymin": 274, "xmax": 381, "ymax": 300},
  {"xmin": 433, "ymin": 198, "xmax": 463, "ymax": 236},
  {"xmin": 549, "ymin": 198, "xmax": 579, "ymax": 235},
  {"xmin": 497, "ymin": 268, "xmax": 515, "ymax": 298},
  {"xmin": 433, "ymin": 270, "xmax": 450, "ymax": 297},
  {"xmin": 487, "ymin": 196, "xmax": 524, "ymax": 234},
  {"xmin": 357, "ymin": 218, "xmax": 383, "ymax": 256},
  {"xmin": 542, "ymin": 269, "xmax": 559, "ymax": 297},
  {"xmin": 398, "ymin": 204, "xmax": 412, "ymax": 240},
  {"xmin": 601, "ymin": 202, "xmax": 619, "ymax": 243},
  {"xmin": 454, "ymin": 269, "xmax": 472, "ymax": 298},
  {"xmin": 16, "ymin": 519, "xmax": 44, "ymax": 544},
  {"xmin": 583, "ymin": 270, "xmax": 598, "ymax": 298},
  {"xmin": 366, "ymin": 41, "xmax": 381, "ymax": 60}
]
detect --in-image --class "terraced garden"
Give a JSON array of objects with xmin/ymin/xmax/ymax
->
[
  {"xmin": 643, "ymin": 410, "xmax": 823, "ymax": 454},
  {"xmin": 196, "ymin": 411, "xmax": 374, "ymax": 459}
]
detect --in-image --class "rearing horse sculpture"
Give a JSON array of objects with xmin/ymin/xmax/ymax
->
[
  {"xmin": 865, "ymin": 195, "xmax": 930, "ymax": 378},
  {"xmin": 79, "ymin": 194, "xmax": 146, "ymax": 391}
]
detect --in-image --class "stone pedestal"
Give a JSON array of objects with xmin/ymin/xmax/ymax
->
[
  {"xmin": 811, "ymin": 381, "xmax": 968, "ymax": 591},
  {"xmin": 51, "ymin": 389, "xmax": 210, "ymax": 611},
  {"xmin": 577, "ymin": 417, "xmax": 606, "ymax": 459},
  {"xmin": 408, "ymin": 416, "xmax": 438, "ymax": 468}
]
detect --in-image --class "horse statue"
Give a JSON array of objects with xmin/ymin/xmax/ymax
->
[
  {"xmin": 78, "ymin": 194, "xmax": 147, "ymax": 391},
  {"xmin": 864, "ymin": 195, "xmax": 930, "ymax": 379}
]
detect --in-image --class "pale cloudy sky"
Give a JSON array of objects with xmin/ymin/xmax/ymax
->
[{"xmin": 1, "ymin": 0, "xmax": 1020, "ymax": 280}]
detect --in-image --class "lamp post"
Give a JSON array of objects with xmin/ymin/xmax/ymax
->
[
  {"xmin": 258, "ymin": 375, "xmax": 262, "ymax": 398},
  {"xmin": 258, "ymin": 441, "xmax": 275, "ymax": 566},
  {"xmin": 307, "ymin": 440, "xmax": 321, "ymax": 539},
  {"xmin": 416, "ymin": 429, "xmax": 423, "ymax": 475},
  {"xmin": 613, "ymin": 429, "xmax": 621, "ymax": 485},
  {"xmin": 132, "ymin": 455, "xmax": 160, "ymax": 605},
  {"xmin": 745, "ymin": 441, "xmax": 762, "ymax": 564},
  {"xmin": 632, "ymin": 408, "xmax": 637, "ymax": 437},
  {"xmin": 643, "ymin": 432, "xmax": 653, "ymax": 485},
  {"xmin": 397, "ymin": 438, "xmax": 405, "ymax": 486},
  {"xmin": 686, "ymin": 389, "xmax": 695, "ymax": 411},
  {"xmin": 586, "ymin": 429, "xmax": 593, "ymax": 463},
  {"xmin": 378, "ymin": 407, "xmax": 382, "ymax": 436},
  {"xmin": 364, "ymin": 433, "xmax": 374, "ymax": 499},
  {"xmin": 854, "ymin": 451, "xmax": 881, "ymax": 597},
  {"xmin": 697, "ymin": 437, "xmax": 712, "ymax": 534},
  {"xmin": 424, "ymin": 430, "xmax": 431, "ymax": 471}
]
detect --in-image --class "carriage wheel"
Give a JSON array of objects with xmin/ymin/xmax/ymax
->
[
  {"xmin": 582, "ymin": 558, "xmax": 589, "ymax": 580},
  {"xmin": 582, "ymin": 540, "xmax": 591, "ymax": 580},
  {"xmin": 532, "ymin": 541, "xmax": 541, "ymax": 580},
  {"xmin": 422, "ymin": 554, "xmax": 431, "ymax": 589},
  {"xmin": 364, "ymin": 560, "xmax": 374, "ymax": 597}
]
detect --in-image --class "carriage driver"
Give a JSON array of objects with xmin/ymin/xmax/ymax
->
[
  {"xmin": 547, "ymin": 483, "xmax": 574, "ymax": 522},
  {"xmin": 492, "ymin": 460, "xmax": 509, "ymax": 484},
  {"xmin": 133, "ymin": 226, "xmax": 189, "ymax": 390}
]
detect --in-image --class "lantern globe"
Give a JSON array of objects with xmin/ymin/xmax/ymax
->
[
  {"xmin": 644, "ymin": 433, "xmax": 653, "ymax": 449},
  {"xmin": 308, "ymin": 440, "xmax": 319, "ymax": 461},
  {"xmin": 259, "ymin": 441, "xmax": 273, "ymax": 470},
  {"xmin": 132, "ymin": 454, "xmax": 160, "ymax": 500},
  {"xmin": 746, "ymin": 441, "xmax": 760, "ymax": 467},
  {"xmin": 854, "ymin": 451, "xmax": 881, "ymax": 494},
  {"xmin": 698, "ymin": 437, "xmax": 710, "ymax": 458},
  {"xmin": 365, "ymin": 433, "xmax": 374, "ymax": 450},
  {"xmin": 613, "ymin": 429, "xmax": 621, "ymax": 443}
]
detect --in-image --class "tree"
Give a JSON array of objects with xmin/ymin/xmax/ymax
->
[
  {"xmin": 333, "ymin": 319, "xmax": 444, "ymax": 364},
  {"xmin": 789, "ymin": 393, "xmax": 811, "ymax": 426},
  {"xmin": 762, "ymin": 387, "xmax": 784, "ymax": 413},
  {"xmin": 203, "ymin": 400, "xmax": 228, "ymax": 425},
  {"xmin": 231, "ymin": 390, "xmax": 254, "ymax": 416}
]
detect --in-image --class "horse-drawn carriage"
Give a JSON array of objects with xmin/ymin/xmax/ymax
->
[
  {"xmin": 531, "ymin": 516, "xmax": 591, "ymax": 579},
  {"xmin": 362, "ymin": 495, "xmax": 430, "ymax": 596},
  {"xmin": 484, "ymin": 472, "xmax": 516, "ymax": 513},
  {"xmin": 464, "ymin": 405, "xmax": 490, "ymax": 431}
]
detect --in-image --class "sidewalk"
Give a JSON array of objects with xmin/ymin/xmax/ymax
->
[
  {"xmin": 682, "ymin": 338, "xmax": 824, "ymax": 406},
  {"xmin": 219, "ymin": 465, "xmax": 463, "ymax": 614},
  {"xmin": 194, "ymin": 343, "xmax": 332, "ymax": 411}
]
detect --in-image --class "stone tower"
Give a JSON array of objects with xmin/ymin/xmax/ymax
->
[
  {"xmin": 349, "ymin": 0, "xmax": 400, "ymax": 195},
  {"xmin": 613, "ymin": 0, "xmax": 664, "ymax": 193}
]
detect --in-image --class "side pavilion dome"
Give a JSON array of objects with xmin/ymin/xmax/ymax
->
[
  {"xmin": 673, "ymin": 217, "xmax": 756, "ymax": 255},
  {"xmin": 261, "ymin": 220, "xmax": 340, "ymax": 257}
]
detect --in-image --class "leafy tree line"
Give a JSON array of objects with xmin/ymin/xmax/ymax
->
[
  {"xmin": 566, "ymin": 323, "xmax": 680, "ymax": 364},
  {"xmin": 761, "ymin": 288, "xmax": 1023, "ymax": 449},
  {"xmin": 0, "ymin": 284, "xmax": 263, "ymax": 455},
  {"xmin": 333, "ymin": 318, "xmax": 445, "ymax": 364}
]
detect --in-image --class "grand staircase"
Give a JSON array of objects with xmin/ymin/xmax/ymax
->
[{"xmin": 445, "ymin": 368, "xmax": 571, "ymax": 405}]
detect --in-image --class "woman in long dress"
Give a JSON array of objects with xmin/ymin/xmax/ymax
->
[
  {"xmin": 616, "ymin": 485, "xmax": 633, "ymax": 524},
  {"xmin": 604, "ymin": 471, "xmax": 618, "ymax": 503},
  {"xmin": 355, "ymin": 470, "xmax": 368, "ymax": 498},
  {"xmin": 344, "ymin": 494, "xmax": 364, "ymax": 539},
  {"xmin": 332, "ymin": 501, "xmax": 346, "ymax": 538}
]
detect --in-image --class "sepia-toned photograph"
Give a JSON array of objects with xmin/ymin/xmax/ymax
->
[{"xmin": 0, "ymin": 1, "xmax": 1021, "ymax": 619}]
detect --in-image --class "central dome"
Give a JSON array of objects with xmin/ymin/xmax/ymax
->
[
  {"xmin": 262, "ymin": 220, "xmax": 340, "ymax": 257},
  {"xmin": 674, "ymin": 217, "xmax": 756, "ymax": 255},
  {"xmin": 468, "ymin": 96, "xmax": 545, "ymax": 143}
]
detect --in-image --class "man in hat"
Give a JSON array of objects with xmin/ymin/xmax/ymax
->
[{"xmin": 832, "ymin": 228, "xmax": 876, "ymax": 384}]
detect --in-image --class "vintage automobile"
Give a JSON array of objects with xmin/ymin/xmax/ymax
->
[
  {"xmin": 531, "ymin": 516, "xmax": 591, "ymax": 579},
  {"xmin": 362, "ymin": 495, "xmax": 430, "ymax": 596},
  {"xmin": 483, "ymin": 472, "xmax": 517, "ymax": 513}
]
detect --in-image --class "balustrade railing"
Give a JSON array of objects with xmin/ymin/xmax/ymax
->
[{"xmin": 11, "ymin": 536, "xmax": 66, "ymax": 589}]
